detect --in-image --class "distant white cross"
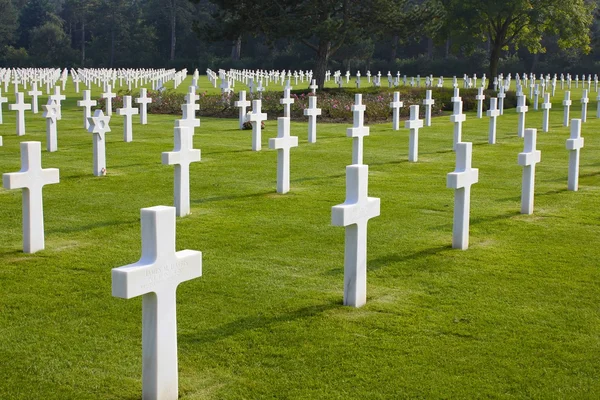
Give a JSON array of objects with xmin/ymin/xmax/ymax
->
[
  {"xmin": 450, "ymin": 100, "xmax": 466, "ymax": 150},
  {"xmin": 303, "ymin": 95, "xmax": 322, "ymax": 143},
  {"xmin": 77, "ymin": 90, "xmax": 97, "ymax": 130},
  {"xmin": 28, "ymin": 82, "xmax": 42, "ymax": 114},
  {"xmin": 50, "ymin": 86, "xmax": 66, "ymax": 120},
  {"xmin": 309, "ymin": 79, "xmax": 318, "ymax": 94},
  {"xmin": 162, "ymin": 126, "xmax": 201, "ymax": 216},
  {"xmin": 475, "ymin": 87, "xmax": 485, "ymax": 118},
  {"xmin": 102, "ymin": 85, "xmax": 116, "ymax": 116},
  {"xmin": 423, "ymin": 90, "xmax": 435, "ymax": 126},
  {"xmin": 347, "ymin": 94, "xmax": 369, "ymax": 164},
  {"xmin": 87, "ymin": 109, "xmax": 111, "ymax": 176},
  {"xmin": 116, "ymin": 95, "xmax": 139, "ymax": 142},
  {"xmin": 497, "ymin": 86, "xmax": 506, "ymax": 115},
  {"xmin": 0, "ymin": 89, "xmax": 8, "ymax": 124},
  {"xmin": 518, "ymin": 128, "xmax": 541, "ymax": 215},
  {"xmin": 234, "ymin": 91, "xmax": 251, "ymax": 130},
  {"xmin": 581, "ymin": 89, "xmax": 589, "ymax": 122},
  {"xmin": 248, "ymin": 100, "xmax": 267, "ymax": 151},
  {"xmin": 280, "ymin": 87, "xmax": 294, "ymax": 118},
  {"xmin": 566, "ymin": 119, "xmax": 584, "ymax": 191},
  {"xmin": 9, "ymin": 92, "xmax": 32, "ymax": 136},
  {"xmin": 446, "ymin": 142, "xmax": 478, "ymax": 250},
  {"xmin": 487, "ymin": 98, "xmax": 500, "ymax": 144},
  {"xmin": 42, "ymin": 98, "xmax": 59, "ymax": 152},
  {"xmin": 389, "ymin": 92, "xmax": 403, "ymax": 131},
  {"xmin": 269, "ymin": 117, "xmax": 298, "ymax": 194},
  {"xmin": 136, "ymin": 88, "xmax": 153, "ymax": 125},
  {"xmin": 516, "ymin": 94, "xmax": 528, "ymax": 138},
  {"xmin": 2, "ymin": 141, "xmax": 59, "ymax": 253},
  {"xmin": 405, "ymin": 105, "xmax": 423, "ymax": 162},
  {"xmin": 563, "ymin": 91, "xmax": 572, "ymax": 127},
  {"xmin": 541, "ymin": 93, "xmax": 552, "ymax": 132},
  {"xmin": 111, "ymin": 206, "xmax": 202, "ymax": 400}
]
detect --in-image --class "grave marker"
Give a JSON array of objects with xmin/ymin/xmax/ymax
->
[
  {"xmin": 268, "ymin": 117, "xmax": 298, "ymax": 194},
  {"xmin": 234, "ymin": 91, "xmax": 251, "ymax": 130},
  {"xmin": 566, "ymin": 119, "xmax": 584, "ymax": 191},
  {"xmin": 516, "ymin": 94, "xmax": 528, "ymax": 138},
  {"xmin": 487, "ymin": 97, "xmax": 499, "ymax": 144},
  {"xmin": 518, "ymin": 129, "xmax": 541, "ymax": 215},
  {"xmin": 303, "ymin": 96, "xmax": 322, "ymax": 143},
  {"xmin": 423, "ymin": 90, "xmax": 434, "ymax": 126},
  {"xmin": 563, "ymin": 91, "xmax": 572, "ymax": 127},
  {"xmin": 447, "ymin": 142, "xmax": 478, "ymax": 250},
  {"xmin": 541, "ymin": 93, "xmax": 551, "ymax": 132},
  {"xmin": 42, "ymin": 99, "xmax": 59, "ymax": 152},
  {"xmin": 102, "ymin": 85, "xmax": 116, "ymax": 116},
  {"xmin": 331, "ymin": 164, "xmax": 380, "ymax": 307},
  {"xmin": 405, "ymin": 105, "xmax": 423, "ymax": 162},
  {"xmin": 475, "ymin": 87, "xmax": 485, "ymax": 118},
  {"xmin": 9, "ymin": 92, "xmax": 31, "ymax": 136},
  {"xmin": 581, "ymin": 89, "xmax": 589, "ymax": 122},
  {"xmin": 87, "ymin": 109, "xmax": 111, "ymax": 176},
  {"xmin": 450, "ymin": 100, "xmax": 466, "ymax": 150},
  {"xmin": 28, "ymin": 82, "xmax": 42, "ymax": 114},
  {"xmin": 347, "ymin": 94, "xmax": 370, "ymax": 164},
  {"xmin": 248, "ymin": 100, "xmax": 267, "ymax": 151},
  {"xmin": 77, "ymin": 90, "xmax": 97, "ymax": 130},
  {"xmin": 116, "ymin": 96, "xmax": 139, "ymax": 142},
  {"xmin": 162, "ymin": 127, "xmax": 201, "ymax": 216},
  {"xmin": 136, "ymin": 88, "xmax": 152, "ymax": 125},
  {"xmin": 111, "ymin": 206, "xmax": 202, "ymax": 400},
  {"xmin": 2, "ymin": 141, "xmax": 59, "ymax": 253},
  {"xmin": 389, "ymin": 92, "xmax": 403, "ymax": 131}
]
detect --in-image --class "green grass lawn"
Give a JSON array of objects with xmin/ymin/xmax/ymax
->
[{"xmin": 0, "ymin": 75, "xmax": 598, "ymax": 399}]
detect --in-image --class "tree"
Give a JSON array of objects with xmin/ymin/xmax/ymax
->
[
  {"xmin": 0, "ymin": 0, "xmax": 18, "ymax": 49},
  {"xmin": 442, "ymin": 0, "xmax": 595, "ymax": 88}
]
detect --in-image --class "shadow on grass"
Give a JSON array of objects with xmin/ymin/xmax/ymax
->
[
  {"xmin": 191, "ymin": 190, "xmax": 273, "ymax": 204},
  {"xmin": 292, "ymin": 173, "xmax": 345, "ymax": 183},
  {"xmin": 180, "ymin": 300, "xmax": 340, "ymax": 346},
  {"xmin": 47, "ymin": 219, "xmax": 138, "ymax": 234},
  {"xmin": 367, "ymin": 245, "xmax": 453, "ymax": 272},
  {"xmin": 204, "ymin": 148, "xmax": 251, "ymax": 156}
]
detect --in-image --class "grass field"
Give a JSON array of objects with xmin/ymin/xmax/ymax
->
[{"xmin": 0, "ymin": 75, "xmax": 598, "ymax": 399}]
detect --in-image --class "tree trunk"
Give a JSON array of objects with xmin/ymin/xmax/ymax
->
[
  {"xmin": 390, "ymin": 34, "xmax": 398, "ymax": 62},
  {"xmin": 488, "ymin": 41, "xmax": 501, "ymax": 89},
  {"xmin": 313, "ymin": 39, "xmax": 331, "ymax": 89},
  {"xmin": 170, "ymin": 2, "xmax": 176, "ymax": 61},
  {"xmin": 81, "ymin": 19, "xmax": 85, "ymax": 67},
  {"xmin": 231, "ymin": 35, "xmax": 241, "ymax": 61}
]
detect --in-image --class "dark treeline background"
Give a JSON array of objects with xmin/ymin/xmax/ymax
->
[{"xmin": 1, "ymin": 0, "xmax": 600, "ymax": 78}]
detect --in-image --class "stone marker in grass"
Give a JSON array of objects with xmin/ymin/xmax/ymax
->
[
  {"xmin": 102, "ymin": 85, "xmax": 116, "ymax": 116},
  {"xmin": 487, "ymin": 98, "xmax": 499, "ymax": 144},
  {"xmin": 447, "ymin": 142, "xmax": 478, "ymax": 250},
  {"xmin": 9, "ymin": 92, "xmax": 31, "ymax": 136},
  {"xmin": 162, "ymin": 126, "xmax": 201, "ymax": 216},
  {"xmin": 405, "ymin": 105, "xmax": 423, "ymax": 162},
  {"xmin": 2, "ymin": 141, "xmax": 59, "ymax": 253},
  {"xmin": 304, "ymin": 95, "xmax": 322, "ymax": 143},
  {"xmin": 234, "ymin": 90, "xmax": 251, "ymax": 130},
  {"xmin": 347, "ymin": 94, "xmax": 370, "ymax": 165},
  {"xmin": 566, "ymin": 119, "xmax": 584, "ymax": 191},
  {"xmin": 136, "ymin": 88, "xmax": 152, "ymax": 125},
  {"xmin": 269, "ymin": 117, "xmax": 298, "ymax": 194},
  {"xmin": 518, "ymin": 129, "xmax": 541, "ymax": 215},
  {"xmin": 116, "ymin": 95, "xmax": 139, "ymax": 143},
  {"xmin": 248, "ymin": 100, "xmax": 267, "ymax": 151},
  {"xmin": 423, "ymin": 89, "xmax": 434, "ymax": 126},
  {"xmin": 390, "ymin": 92, "xmax": 403, "ymax": 131},
  {"xmin": 28, "ymin": 82, "xmax": 42, "ymax": 114},
  {"xmin": 77, "ymin": 90, "xmax": 97, "ymax": 130},
  {"xmin": 563, "ymin": 91, "xmax": 571, "ymax": 127},
  {"xmin": 450, "ymin": 100, "xmax": 465, "ymax": 150},
  {"xmin": 541, "ymin": 93, "xmax": 552, "ymax": 132},
  {"xmin": 42, "ymin": 98, "xmax": 59, "ymax": 152},
  {"xmin": 87, "ymin": 109, "xmax": 111, "ymax": 176},
  {"xmin": 332, "ymin": 164, "xmax": 380, "ymax": 307},
  {"xmin": 516, "ymin": 94, "xmax": 528, "ymax": 138},
  {"xmin": 581, "ymin": 89, "xmax": 589, "ymax": 123},
  {"xmin": 112, "ymin": 205, "xmax": 202, "ymax": 400}
]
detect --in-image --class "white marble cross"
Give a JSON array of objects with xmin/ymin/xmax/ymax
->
[
  {"xmin": 597, "ymin": 93, "xmax": 600, "ymax": 119},
  {"xmin": 162, "ymin": 127, "xmax": 201, "ymax": 216},
  {"xmin": 451, "ymin": 87, "xmax": 461, "ymax": 104},
  {"xmin": 42, "ymin": 98, "xmax": 59, "ymax": 152},
  {"xmin": 475, "ymin": 87, "xmax": 485, "ymax": 118},
  {"xmin": 389, "ymin": 92, "xmax": 403, "ymax": 131},
  {"xmin": 87, "ymin": 109, "xmax": 111, "ymax": 176},
  {"xmin": 309, "ymin": 79, "xmax": 318, "ymax": 94},
  {"xmin": 541, "ymin": 93, "xmax": 552, "ymax": 132},
  {"xmin": 331, "ymin": 164, "xmax": 380, "ymax": 307},
  {"xmin": 50, "ymin": 86, "xmax": 66, "ymax": 120},
  {"xmin": 268, "ymin": 117, "xmax": 298, "ymax": 194},
  {"xmin": 497, "ymin": 86, "xmax": 506, "ymax": 115},
  {"xmin": 516, "ymin": 94, "xmax": 528, "ymax": 138},
  {"xmin": 102, "ymin": 85, "xmax": 116, "ymax": 116},
  {"xmin": 0, "ymin": 89, "xmax": 7, "ymax": 124},
  {"xmin": 116, "ymin": 96, "xmax": 139, "ymax": 142},
  {"xmin": 234, "ymin": 91, "xmax": 251, "ymax": 129},
  {"xmin": 9, "ymin": 92, "xmax": 32, "ymax": 136},
  {"xmin": 518, "ymin": 128, "xmax": 541, "ymax": 215},
  {"xmin": 111, "ymin": 205, "xmax": 202, "ymax": 400},
  {"xmin": 248, "ymin": 100, "xmax": 267, "ymax": 151},
  {"xmin": 563, "ymin": 91, "xmax": 572, "ymax": 127},
  {"xmin": 566, "ymin": 119, "xmax": 584, "ymax": 191},
  {"xmin": 77, "ymin": 90, "xmax": 97, "ymax": 130},
  {"xmin": 28, "ymin": 82, "xmax": 42, "ymax": 114},
  {"xmin": 446, "ymin": 142, "xmax": 478, "ymax": 250},
  {"xmin": 533, "ymin": 84, "xmax": 540, "ymax": 110},
  {"xmin": 303, "ymin": 95, "xmax": 321, "ymax": 143},
  {"xmin": 423, "ymin": 90, "xmax": 434, "ymax": 126},
  {"xmin": 405, "ymin": 105, "xmax": 423, "ymax": 162},
  {"xmin": 2, "ymin": 141, "xmax": 59, "ymax": 253},
  {"xmin": 347, "ymin": 94, "xmax": 370, "ymax": 164},
  {"xmin": 280, "ymin": 87, "xmax": 294, "ymax": 118},
  {"xmin": 175, "ymin": 102, "xmax": 201, "ymax": 135},
  {"xmin": 136, "ymin": 88, "xmax": 152, "ymax": 125},
  {"xmin": 581, "ymin": 89, "xmax": 589, "ymax": 122},
  {"xmin": 487, "ymin": 97, "xmax": 500, "ymax": 144},
  {"xmin": 450, "ymin": 100, "xmax": 466, "ymax": 150},
  {"xmin": 220, "ymin": 78, "xmax": 232, "ymax": 95}
]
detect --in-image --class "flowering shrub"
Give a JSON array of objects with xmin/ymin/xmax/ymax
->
[{"xmin": 94, "ymin": 86, "xmax": 518, "ymax": 124}]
